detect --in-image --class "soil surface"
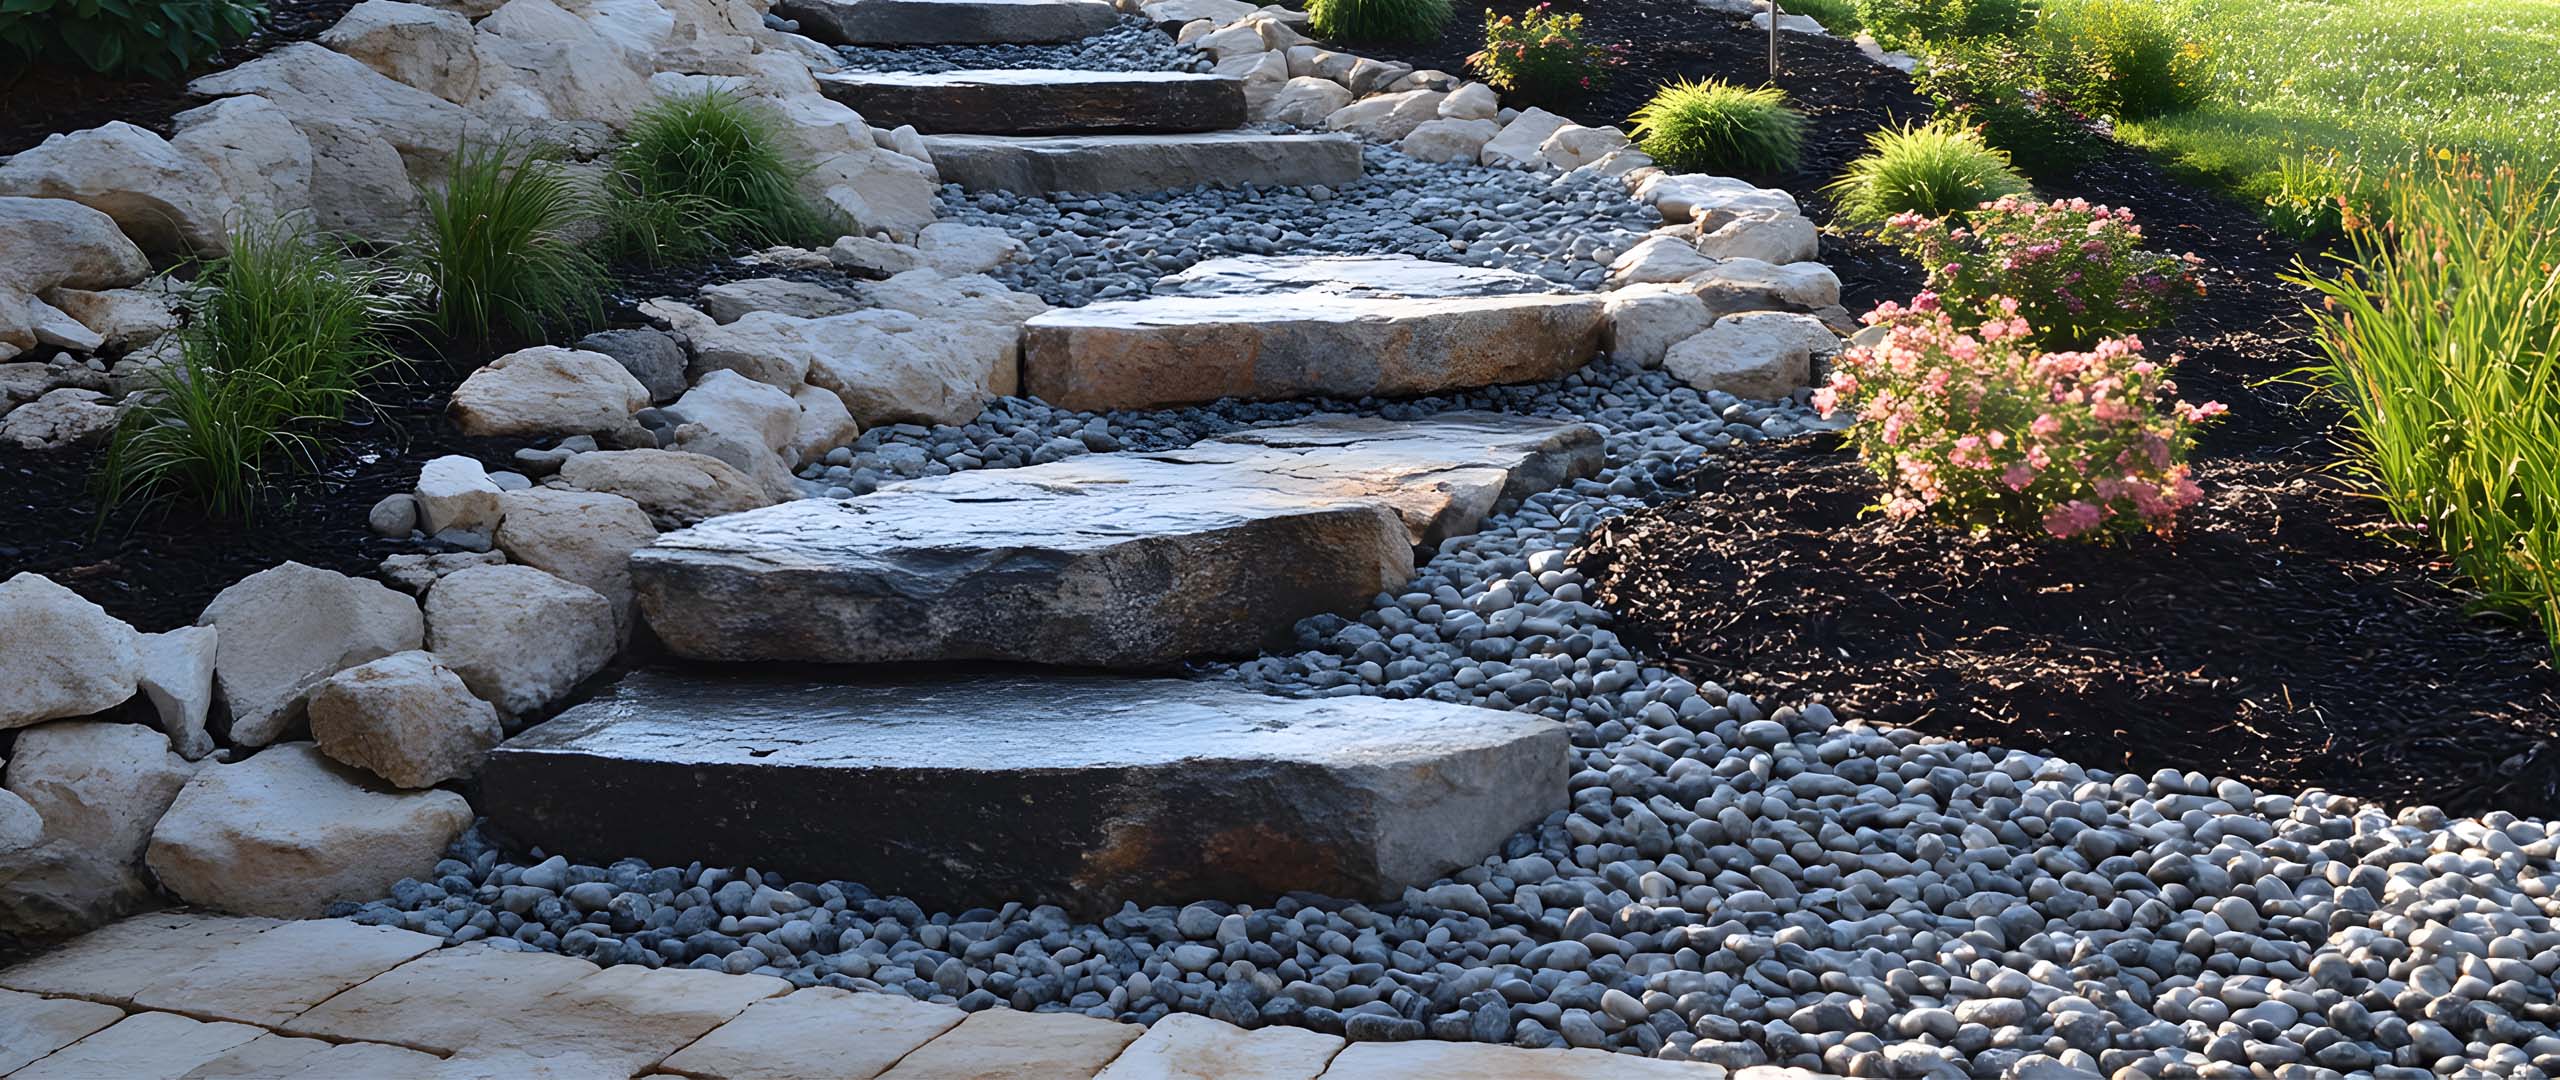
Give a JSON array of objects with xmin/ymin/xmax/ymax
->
[{"xmin": 0, "ymin": 0, "xmax": 360, "ymax": 157}]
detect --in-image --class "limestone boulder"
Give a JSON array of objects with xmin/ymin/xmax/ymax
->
[
  {"xmin": 0, "ymin": 721, "xmax": 198, "ymax": 936},
  {"xmin": 1604, "ymin": 284, "xmax": 1717, "ymax": 368},
  {"xmin": 827, "ymin": 235, "xmax": 923, "ymax": 276},
  {"xmin": 295, "ymin": 118, "xmax": 423, "ymax": 242},
  {"xmin": 859, "ymin": 268, "xmax": 1046, "ymax": 394},
  {"xmin": 1479, "ymin": 107, "xmax": 1570, "ymax": 168},
  {"xmin": 1685, "ymin": 257, "xmax": 1843, "ymax": 315},
  {"xmin": 0, "ymin": 122, "xmax": 236, "ymax": 258},
  {"xmin": 1693, "ymin": 210, "xmax": 1820, "ymax": 264},
  {"xmin": 1634, "ymin": 171, "xmax": 1800, "ymax": 223},
  {"xmin": 806, "ymin": 146, "xmax": 940, "ymax": 241},
  {"xmin": 450, "ymin": 346, "xmax": 652, "ymax": 440},
  {"xmin": 0, "ymin": 573, "xmax": 141, "ymax": 730},
  {"xmin": 1538, "ymin": 123, "xmax": 1628, "ymax": 171},
  {"xmin": 789, "ymin": 383, "xmax": 861, "ymax": 466},
  {"xmin": 696, "ymin": 277, "xmax": 858, "ymax": 327},
  {"xmin": 1323, "ymin": 89, "xmax": 1445, "ymax": 142},
  {"xmin": 670, "ymin": 370, "xmax": 799, "ymax": 471},
  {"xmin": 1607, "ymin": 234, "xmax": 1719, "ymax": 288},
  {"xmin": 197, "ymin": 562, "xmax": 426, "ymax": 747},
  {"xmin": 426, "ymin": 565, "xmax": 618, "ymax": 718},
  {"xmin": 1397, "ymin": 118, "xmax": 1499, "ymax": 164},
  {"xmin": 307, "ymin": 651, "xmax": 503, "ymax": 788},
  {"xmin": 572, "ymin": 329, "xmax": 687, "ymax": 404},
  {"xmin": 320, "ymin": 0, "xmax": 479, "ymax": 102},
  {"xmin": 42, "ymin": 287, "xmax": 177, "ymax": 353},
  {"xmin": 167, "ymin": 96, "xmax": 318, "ymax": 228},
  {"xmin": 414, "ymin": 455, "xmax": 505, "ymax": 537},
  {"xmin": 469, "ymin": 0, "xmax": 654, "ymax": 128},
  {"xmin": 494, "ymin": 487, "xmax": 658, "ymax": 632},
  {"xmin": 189, "ymin": 43, "xmax": 470, "ymax": 175},
  {"xmin": 1264, "ymin": 76, "xmax": 1351, "ymax": 127},
  {"xmin": 144, "ymin": 742, "xmax": 473, "ymax": 918},
  {"xmin": 138, "ymin": 626, "xmax": 220, "ymax": 760},
  {"xmin": 916, "ymin": 223, "xmax": 1024, "ymax": 276},
  {"xmin": 0, "ymin": 196, "xmax": 150, "ymax": 296},
  {"xmin": 1663, "ymin": 311, "xmax": 1840, "ymax": 399},
  {"xmin": 1438, "ymin": 81, "xmax": 1497, "ymax": 120},
  {"xmin": 556, "ymin": 449, "xmax": 777, "ymax": 530}
]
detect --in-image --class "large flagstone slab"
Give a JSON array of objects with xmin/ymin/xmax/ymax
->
[
  {"xmin": 817, "ymin": 70, "xmax": 1246, "ymax": 135},
  {"xmin": 776, "ymin": 0, "xmax": 1119, "ymax": 44},
  {"xmin": 921, "ymin": 132, "xmax": 1363, "ymax": 194}
]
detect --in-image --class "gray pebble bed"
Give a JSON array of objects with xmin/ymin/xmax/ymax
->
[
  {"xmin": 939, "ymin": 142, "xmax": 1659, "ymax": 306},
  {"xmin": 357, "ymin": 348, "xmax": 2560, "ymax": 1078},
  {"xmin": 831, "ymin": 15, "xmax": 1211, "ymax": 75}
]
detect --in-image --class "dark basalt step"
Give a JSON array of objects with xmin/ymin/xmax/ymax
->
[
  {"xmin": 479, "ymin": 670, "xmax": 1570, "ymax": 914},
  {"xmin": 774, "ymin": 0, "xmax": 1119, "ymax": 45},
  {"xmin": 920, "ymin": 132, "xmax": 1364, "ymax": 194},
  {"xmin": 815, "ymin": 69, "xmax": 1246, "ymax": 135}
]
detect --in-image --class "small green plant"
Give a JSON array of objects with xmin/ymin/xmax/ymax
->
[
  {"xmin": 1781, "ymin": 0, "xmax": 1861, "ymax": 34},
  {"xmin": 1305, "ymin": 0, "xmax": 1449, "ymax": 41},
  {"xmin": 419, "ymin": 139, "xmax": 607, "ymax": 345},
  {"xmin": 1915, "ymin": 42, "xmax": 2104, "ymax": 179},
  {"xmin": 99, "ymin": 223, "xmax": 403, "ymax": 518},
  {"xmin": 1467, "ymin": 4, "xmax": 1622, "ymax": 104},
  {"xmin": 1825, "ymin": 119, "xmax": 2032, "ymax": 226},
  {"xmin": 1627, "ymin": 79, "xmax": 1806, "ymax": 176},
  {"xmin": 2030, "ymin": 0, "xmax": 2209, "ymax": 122},
  {"xmin": 0, "ymin": 0, "xmax": 264, "ymax": 80},
  {"xmin": 2293, "ymin": 164, "xmax": 2560, "ymax": 659},
  {"xmin": 1853, "ymin": 0, "xmax": 2030, "ymax": 52},
  {"xmin": 605, "ymin": 89, "xmax": 844, "ymax": 265}
]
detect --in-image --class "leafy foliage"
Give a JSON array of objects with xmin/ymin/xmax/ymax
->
[
  {"xmin": 2030, "ymin": 0, "xmax": 2210, "ymax": 122},
  {"xmin": 1914, "ymin": 42, "xmax": 2105, "ymax": 179},
  {"xmin": 1817, "ymin": 293, "xmax": 2223, "ymax": 540},
  {"xmin": 604, "ymin": 89, "xmax": 845, "ymax": 265},
  {"xmin": 1306, "ymin": 0, "xmax": 1451, "ymax": 42},
  {"xmin": 1467, "ymin": 4, "xmax": 1621, "ymax": 103},
  {"xmin": 1779, "ymin": 0, "xmax": 1861, "ymax": 33},
  {"xmin": 1824, "ymin": 120, "xmax": 2031, "ymax": 226},
  {"xmin": 1627, "ymin": 78, "xmax": 1806, "ymax": 176},
  {"xmin": 2294, "ymin": 164, "xmax": 2560, "ymax": 658},
  {"xmin": 1851, "ymin": 0, "xmax": 2030, "ymax": 52},
  {"xmin": 418, "ymin": 139, "xmax": 608, "ymax": 344},
  {"xmin": 1882, "ymin": 196, "xmax": 2203, "ymax": 350},
  {"xmin": 0, "ymin": 0, "xmax": 264, "ymax": 80}
]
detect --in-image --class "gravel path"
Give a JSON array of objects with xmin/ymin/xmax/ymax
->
[{"xmin": 831, "ymin": 15, "xmax": 1211, "ymax": 75}]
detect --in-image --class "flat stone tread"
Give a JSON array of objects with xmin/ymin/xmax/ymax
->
[
  {"xmin": 875, "ymin": 1008, "xmax": 1142, "ymax": 1079},
  {"xmin": 278, "ymin": 942, "xmax": 602, "ymax": 1053},
  {"xmin": 823, "ymin": 69, "xmax": 1243, "ymax": 88},
  {"xmin": 128, "ymin": 919, "xmax": 442, "ymax": 1027},
  {"xmin": 0, "ymin": 988, "xmax": 122, "ymax": 1075},
  {"xmin": 0, "ymin": 912, "xmax": 280, "ymax": 1003},
  {"xmin": 922, "ymin": 132, "xmax": 1365, "ymax": 194},
  {"xmin": 924, "ymin": 132, "xmax": 1356, "ymax": 149},
  {"xmin": 1030, "ymin": 291, "xmax": 1602, "ymax": 329},
  {"xmin": 658, "ymin": 987, "xmax": 966, "ymax": 1079},
  {"xmin": 1153, "ymin": 255, "xmax": 1563, "ymax": 299}
]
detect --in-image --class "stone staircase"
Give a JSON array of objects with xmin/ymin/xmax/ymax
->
[
  {"xmin": 815, "ymin": 70, "xmax": 1247, "ymax": 134},
  {"xmin": 777, "ymin": 0, "xmax": 1122, "ymax": 44}
]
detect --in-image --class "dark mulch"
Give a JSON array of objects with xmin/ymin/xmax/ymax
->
[{"xmin": 0, "ymin": 0, "xmax": 362, "ymax": 157}]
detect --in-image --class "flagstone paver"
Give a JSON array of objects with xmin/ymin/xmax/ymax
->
[
  {"xmin": 1092, "ymin": 1013, "xmax": 1344, "ymax": 1080},
  {"xmin": 178, "ymin": 1030, "xmax": 444, "ymax": 1078},
  {"xmin": 6, "ymin": 1011, "xmax": 265, "ymax": 1080},
  {"xmin": 658, "ymin": 986, "xmax": 967, "ymax": 1079},
  {"xmin": 434, "ymin": 964, "xmax": 790, "ymax": 1077},
  {"xmin": 874, "ymin": 1008, "xmax": 1143, "ymax": 1080},
  {"xmin": 0, "ymin": 911, "xmax": 278, "ymax": 1003},
  {"xmin": 129, "ymin": 919, "xmax": 442, "ymax": 1026},
  {"xmin": 280, "ymin": 941, "xmax": 601, "ymax": 1053},
  {"xmin": 0, "ymin": 989, "xmax": 121, "ymax": 1074}
]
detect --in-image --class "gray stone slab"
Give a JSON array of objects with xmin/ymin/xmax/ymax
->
[
  {"xmin": 776, "ymin": 0, "xmax": 1118, "ymax": 45},
  {"xmin": 921, "ymin": 132, "xmax": 1363, "ymax": 194},
  {"xmin": 816, "ymin": 69, "xmax": 1246, "ymax": 135},
  {"xmin": 481, "ymin": 671, "xmax": 1568, "ymax": 914},
  {"xmin": 1152, "ymin": 255, "xmax": 1565, "ymax": 299},
  {"xmin": 629, "ymin": 413, "xmax": 1602, "ymax": 667}
]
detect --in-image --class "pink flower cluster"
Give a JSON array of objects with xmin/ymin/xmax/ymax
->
[
  {"xmin": 1468, "ymin": 4, "xmax": 1621, "ymax": 100},
  {"xmin": 1882, "ymin": 196, "xmax": 2204, "ymax": 351},
  {"xmin": 1814, "ymin": 293, "xmax": 2225, "ymax": 540}
]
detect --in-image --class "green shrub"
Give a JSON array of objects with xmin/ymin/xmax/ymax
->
[
  {"xmin": 1882, "ymin": 195, "xmax": 2203, "ymax": 350},
  {"xmin": 2030, "ymin": 0, "xmax": 2209, "ymax": 122},
  {"xmin": 419, "ymin": 139, "xmax": 607, "ymax": 344},
  {"xmin": 0, "ymin": 0, "xmax": 264, "ymax": 80},
  {"xmin": 2294, "ymin": 164, "xmax": 2560, "ymax": 658},
  {"xmin": 1853, "ymin": 0, "xmax": 2030, "ymax": 52},
  {"xmin": 1467, "ymin": 4, "xmax": 1620, "ymax": 104},
  {"xmin": 1824, "ymin": 120, "xmax": 2032, "ymax": 225},
  {"xmin": 605, "ymin": 89, "xmax": 844, "ymax": 265},
  {"xmin": 1914, "ymin": 42, "xmax": 2104, "ymax": 179},
  {"xmin": 99, "ymin": 224, "xmax": 403, "ymax": 517},
  {"xmin": 1627, "ymin": 79, "xmax": 1806, "ymax": 176},
  {"xmin": 1306, "ymin": 0, "xmax": 1449, "ymax": 41},
  {"xmin": 1780, "ymin": 0, "xmax": 1861, "ymax": 34}
]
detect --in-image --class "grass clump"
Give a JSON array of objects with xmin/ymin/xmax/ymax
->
[
  {"xmin": 99, "ymin": 223, "xmax": 403, "ymax": 518},
  {"xmin": 2029, "ymin": 0, "xmax": 2210, "ymax": 122},
  {"xmin": 1914, "ymin": 41, "xmax": 2105, "ymax": 180},
  {"xmin": 605, "ymin": 89, "xmax": 843, "ymax": 265},
  {"xmin": 2295, "ymin": 164, "xmax": 2560, "ymax": 659},
  {"xmin": 1825, "ymin": 120, "xmax": 2031, "ymax": 225},
  {"xmin": 1853, "ymin": 0, "xmax": 2030, "ymax": 51},
  {"xmin": 1628, "ymin": 79, "xmax": 1807, "ymax": 176},
  {"xmin": 418, "ymin": 138, "xmax": 607, "ymax": 344},
  {"xmin": 1307, "ymin": 0, "xmax": 1450, "ymax": 42}
]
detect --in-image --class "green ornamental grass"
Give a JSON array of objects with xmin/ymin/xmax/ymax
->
[
  {"xmin": 1825, "ymin": 120, "xmax": 2032, "ymax": 225},
  {"xmin": 1306, "ymin": 0, "xmax": 1451, "ymax": 42},
  {"xmin": 1628, "ymin": 79, "xmax": 1807, "ymax": 176},
  {"xmin": 606, "ymin": 89, "xmax": 844, "ymax": 264},
  {"xmin": 419, "ymin": 138, "xmax": 608, "ymax": 344}
]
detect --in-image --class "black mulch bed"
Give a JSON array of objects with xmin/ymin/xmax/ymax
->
[{"xmin": 0, "ymin": 0, "xmax": 362, "ymax": 157}]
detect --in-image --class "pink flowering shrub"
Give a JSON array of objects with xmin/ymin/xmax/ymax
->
[
  {"xmin": 1468, "ymin": 5, "xmax": 1622, "ymax": 104},
  {"xmin": 1882, "ymin": 195, "xmax": 2204, "ymax": 351},
  {"xmin": 1814, "ymin": 293, "xmax": 2226, "ymax": 540}
]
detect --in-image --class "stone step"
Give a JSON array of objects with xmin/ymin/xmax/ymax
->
[
  {"xmin": 774, "ymin": 0, "xmax": 1119, "ymax": 45},
  {"xmin": 815, "ymin": 70, "xmax": 1246, "ymax": 135},
  {"xmin": 479, "ymin": 670, "xmax": 1569, "ymax": 913},
  {"xmin": 1153, "ymin": 254, "xmax": 1566, "ymax": 299},
  {"xmin": 920, "ymin": 132, "xmax": 1363, "ymax": 194},
  {"xmin": 630, "ymin": 413, "xmax": 1602, "ymax": 668},
  {"xmin": 1020, "ymin": 290, "xmax": 1607, "ymax": 412}
]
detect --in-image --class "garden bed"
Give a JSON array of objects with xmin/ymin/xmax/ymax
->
[{"xmin": 0, "ymin": 0, "xmax": 361, "ymax": 156}]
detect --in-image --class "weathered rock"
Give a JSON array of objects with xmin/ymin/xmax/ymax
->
[
  {"xmin": 1634, "ymin": 171, "xmax": 1800, "ymax": 222},
  {"xmin": 789, "ymin": 382, "xmax": 861, "ymax": 465},
  {"xmin": 128, "ymin": 919, "xmax": 443, "ymax": 1026},
  {"xmin": 294, "ymin": 118, "xmax": 424, "ymax": 241},
  {"xmin": 1324, "ymin": 88, "xmax": 1446, "ymax": 141},
  {"xmin": 1020, "ymin": 290, "xmax": 1604, "ymax": 411},
  {"xmin": 424, "ymin": 565, "xmax": 617, "ymax": 718},
  {"xmin": 1603, "ymin": 283, "xmax": 1717, "ymax": 368},
  {"xmin": 494, "ymin": 487, "xmax": 658, "ymax": 633},
  {"xmin": 1686, "ymin": 257, "xmax": 1843, "ymax": 315},
  {"xmin": 776, "ymin": 0, "xmax": 1118, "ymax": 44},
  {"xmin": 449, "ymin": 346, "xmax": 651, "ymax": 441},
  {"xmin": 414, "ymin": 454, "xmax": 505, "ymax": 536},
  {"xmin": 828, "ymin": 234, "xmax": 925, "ymax": 276},
  {"xmin": 434, "ymin": 965, "xmax": 786, "ymax": 1076},
  {"xmin": 1692, "ymin": 210, "xmax": 1820, "ymax": 264},
  {"xmin": 0, "ymin": 721, "xmax": 198, "ymax": 937},
  {"xmin": 1264, "ymin": 76, "xmax": 1352, "ymax": 126},
  {"xmin": 670, "ymin": 370, "xmax": 800, "ymax": 472},
  {"xmin": 1397, "ymin": 117, "xmax": 1499, "ymax": 164},
  {"xmin": 0, "ymin": 573, "xmax": 141, "ymax": 730},
  {"xmin": 376, "ymin": 551, "xmax": 507, "ymax": 595},
  {"xmin": 1438, "ymin": 81, "xmax": 1498, "ymax": 120},
  {"xmin": 1607, "ymin": 234, "xmax": 1720, "ymax": 287},
  {"xmin": 1479, "ymin": 106, "xmax": 1571, "ymax": 168},
  {"xmin": 280, "ymin": 943, "xmax": 600, "ymax": 1053},
  {"xmin": 916, "ymin": 222, "xmax": 1025, "ymax": 275},
  {"xmin": 661, "ymin": 988, "xmax": 964, "ymax": 1080},
  {"xmin": 0, "ymin": 987, "xmax": 123, "ymax": 1074},
  {"xmin": 0, "ymin": 910, "xmax": 283, "ymax": 1001},
  {"xmin": 572, "ymin": 329, "xmax": 687, "ymax": 404},
  {"xmin": 696, "ymin": 277, "xmax": 859, "ymax": 326},
  {"xmin": 197, "ymin": 562, "xmax": 426, "ymax": 747},
  {"xmin": 922, "ymin": 132, "xmax": 1362, "ymax": 194},
  {"xmin": 307, "ymin": 651, "xmax": 504, "ymax": 788},
  {"xmin": 320, "ymin": 0, "xmax": 481, "ymax": 102},
  {"xmin": 1663, "ymin": 311, "xmax": 1840, "ymax": 399},
  {"xmin": 0, "ymin": 123, "xmax": 235, "ymax": 258},
  {"xmin": 0, "ymin": 1009, "xmax": 265, "ymax": 1077},
  {"xmin": 144, "ymin": 743, "xmax": 473, "ymax": 918},
  {"xmin": 485, "ymin": 670, "xmax": 1569, "ymax": 913},
  {"xmin": 685, "ymin": 306, "xmax": 1012, "ymax": 428},
  {"xmin": 817, "ymin": 69, "xmax": 1245, "ymax": 135},
  {"xmin": 1538, "ymin": 123, "xmax": 1628, "ymax": 171},
  {"xmin": 1, "ymin": 388, "xmax": 117, "ymax": 450},
  {"xmin": 556, "ymin": 449, "xmax": 778, "ymax": 530},
  {"xmin": 42, "ymin": 287, "xmax": 176, "ymax": 353},
  {"xmin": 0, "ymin": 197, "xmax": 149, "ymax": 299},
  {"xmin": 858, "ymin": 268, "xmax": 1045, "ymax": 394},
  {"xmin": 468, "ymin": 0, "xmax": 655, "ymax": 129},
  {"xmin": 138, "ymin": 626, "xmax": 219, "ymax": 760},
  {"xmin": 631, "ymin": 413, "xmax": 1602, "ymax": 666},
  {"xmin": 805, "ymin": 144, "xmax": 942, "ymax": 240},
  {"xmin": 167, "ymin": 96, "xmax": 318, "ymax": 229},
  {"xmin": 1153, "ymin": 254, "xmax": 1553, "ymax": 299},
  {"xmin": 189, "ymin": 43, "xmax": 470, "ymax": 175}
]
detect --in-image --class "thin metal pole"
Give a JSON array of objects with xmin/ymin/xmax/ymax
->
[{"xmin": 1769, "ymin": 1, "xmax": 1780, "ymax": 85}]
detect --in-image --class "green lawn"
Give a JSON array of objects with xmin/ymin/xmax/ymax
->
[{"xmin": 2116, "ymin": 0, "xmax": 2560, "ymax": 190}]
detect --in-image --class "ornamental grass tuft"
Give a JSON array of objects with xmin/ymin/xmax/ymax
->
[
  {"xmin": 1825, "ymin": 120, "xmax": 2031, "ymax": 226},
  {"xmin": 1306, "ymin": 0, "xmax": 1451, "ymax": 42},
  {"xmin": 418, "ymin": 138, "xmax": 607, "ymax": 345},
  {"xmin": 605, "ymin": 89, "xmax": 844, "ymax": 265},
  {"xmin": 1628, "ymin": 79, "xmax": 1807, "ymax": 176}
]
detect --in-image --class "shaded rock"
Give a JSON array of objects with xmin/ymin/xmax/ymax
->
[
  {"xmin": 137, "ymin": 626, "xmax": 220, "ymax": 760},
  {"xmin": 696, "ymin": 277, "xmax": 859, "ymax": 326},
  {"xmin": 189, "ymin": 43, "xmax": 469, "ymax": 176},
  {"xmin": 1685, "ymin": 257, "xmax": 1843, "ymax": 315},
  {"xmin": 572, "ymin": 329, "xmax": 686, "ymax": 404},
  {"xmin": 0, "ymin": 721, "xmax": 198, "ymax": 937},
  {"xmin": 197, "ymin": 562, "xmax": 425, "ymax": 747},
  {"xmin": 1, "ymin": 388, "xmax": 117, "ymax": 450},
  {"xmin": 1265, "ymin": 76, "xmax": 1353, "ymax": 127},
  {"xmin": 414, "ymin": 454, "xmax": 504, "ymax": 536},
  {"xmin": 1324, "ymin": 89, "xmax": 1446, "ymax": 142},
  {"xmin": 144, "ymin": 742, "xmax": 472, "ymax": 918},
  {"xmin": 308, "ymin": 651, "xmax": 503, "ymax": 788},
  {"xmin": 1478, "ymin": 107, "xmax": 1570, "ymax": 168},
  {"xmin": 816, "ymin": 69, "xmax": 1245, "ymax": 135},
  {"xmin": 319, "ymin": 0, "xmax": 480, "ymax": 102},
  {"xmin": 556, "ymin": 449, "xmax": 778, "ymax": 529},
  {"xmin": 916, "ymin": 222, "xmax": 1025, "ymax": 275},
  {"xmin": 921, "ymin": 132, "xmax": 1362, "ymax": 194},
  {"xmin": 775, "ymin": 0, "xmax": 1118, "ymax": 45},
  {"xmin": 424, "ymin": 565, "xmax": 617, "ymax": 717},
  {"xmin": 0, "ymin": 122, "xmax": 235, "ymax": 258},
  {"xmin": 1538, "ymin": 123, "xmax": 1627, "ymax": 171},
  {"xmin": 804, "ymin": 145, "xmax": 941, "ymax": 241},
  {"xmin": 495, "ymin": 487, "xmax": 658, "ymax": 633},
  {"xmin": 1663, "ymin": 311, "xmax": 1840, "ymax": 399},
  {"xmin": 789, "ymin": 382, "xmax": 861, "ymax": 465},
  {"xmin": 1602, "ymin": 283, "xmax": 1716, "ymax": 368},
  {"xmin": 827, "ymin": 235, "xmax": 924, "ymax": 276},
  {"xmin": 1398, "ymin": 117, "xmax": 1499, "ymax": 164},
  {"xmin": 1634, "ymin": 171, "xmax": 1800, "ymax": 223},
  {"xmin": 0, "ymin": 573, "xmax": 142, "ymax": 731},
  {"xmin": 449, "ymin": 345, "xmax": 651, "ymax": 441},
  {"xmin": 43, "ymin": 287, "xmax": 177, "ymax": 353},
  {"xmin": 168, "ymin": 96, "xmax": 318, "ymax": 229},
  {"xmin": 1607, "ymin": 234, "xmax": 1719, "ymax": 288}
]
